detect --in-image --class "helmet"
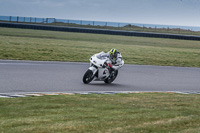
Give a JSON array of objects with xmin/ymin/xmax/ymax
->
[{"xmin": 109, "ymin": 48, "xmax": 118, "ymax": 60}]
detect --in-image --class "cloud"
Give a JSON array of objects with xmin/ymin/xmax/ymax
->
[
  {"xmin": 0, "ymin": 0, "xmax": 200, "ymax": 26},
  {"xmin": 1, "ymin": 0, "xmax": 66, "ymax": 7}
]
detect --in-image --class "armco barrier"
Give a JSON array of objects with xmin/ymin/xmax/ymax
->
[{"xmin": 1, "ymin": 22, "xmax": 200, "ymax": 41}]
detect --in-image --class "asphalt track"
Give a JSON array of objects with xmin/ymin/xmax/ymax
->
[{"xmin": 0, "ymin": 60, "xmax": 200, "ymax": 95}]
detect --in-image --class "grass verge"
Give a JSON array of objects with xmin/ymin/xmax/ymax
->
[
  {"xmin": 0, "ymin": 27, "xmax": 200, "ymax": 67},
  {"xmin": 0, "ymin": 93, "xmax": 200, "ymax": 133}
]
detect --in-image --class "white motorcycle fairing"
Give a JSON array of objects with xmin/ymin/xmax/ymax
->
[{"xmin": 89, "ymin": 52, "xmax": 110, "ymax": 81}]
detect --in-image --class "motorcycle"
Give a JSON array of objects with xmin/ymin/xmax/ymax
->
[{"xmin": 83, "ymin": 52, "xmax": 124, "ymax": 84}]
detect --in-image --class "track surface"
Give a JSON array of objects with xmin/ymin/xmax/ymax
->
[{"xmin": 0, "ymin": 60, "xmax": 200, "ymax": 94}]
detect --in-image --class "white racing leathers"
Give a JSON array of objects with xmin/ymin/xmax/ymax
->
[{"xmin": 106, "ymin": 52, "xmax": 124, "ymax": 70}]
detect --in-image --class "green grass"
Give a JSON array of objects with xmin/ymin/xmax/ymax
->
[
  {"xmin": 0, "ymin": 27, "xmax": 200, "ymax": 67},
  {"xmin": 0, "ymin": 93, "xmax": 200, "ymax": 133},
  {"xmin": 1, "ymin": 28, "xmax": 200, "ymax": 132}
]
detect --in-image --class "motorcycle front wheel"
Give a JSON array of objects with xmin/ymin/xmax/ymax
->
[
  {"xmin": 83, "ymin": 69, "xmax": 94, "ymax": 84},
  {"xmin": 104, "ymin": 70, "xmax": 118, "ymax": 84}
]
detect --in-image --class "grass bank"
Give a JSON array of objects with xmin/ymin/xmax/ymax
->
[
  {"xmin": 0, "ymin": 93, "xmax": 200, "ymax": 133},
  {"xmin": 0, "ymin": 27, "xmax": 200, "ymax": 67}
]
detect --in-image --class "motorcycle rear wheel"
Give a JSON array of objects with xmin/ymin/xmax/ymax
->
[
  {"xmin": 83, "ymin": 69, "xmax": 94, "ymax": 84},
  {"xmin": 104, "ymin": 70, "xmax": 118, "ymax": 84}
]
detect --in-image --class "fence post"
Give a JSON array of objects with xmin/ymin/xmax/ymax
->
[
  {"xmin": 17, "ymin": 16, "xmax": 19, "ymax": 23},
  {"xmin": 9, "ymin": 16, "xmax": 12, "ymax": 22},
  {"xmin": 93, "ymin": 21, "xmax": 94, "ymax": 26}
]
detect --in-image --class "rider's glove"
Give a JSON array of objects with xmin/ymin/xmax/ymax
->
[{"xmin": 106, "ymin": 63, "xmax": 112, "ymax": 68}]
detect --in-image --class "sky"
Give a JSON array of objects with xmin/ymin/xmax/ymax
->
[{"xmin": 0, "ymin": 0, "xmax": 200, "ymax": 27}]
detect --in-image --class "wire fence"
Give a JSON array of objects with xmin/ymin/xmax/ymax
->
[{"xmin": 0, "ymin": 15, "xmax": 200, "ymax": 34}]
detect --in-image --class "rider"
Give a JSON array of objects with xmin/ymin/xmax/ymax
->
[{"xmin": 106, "ymin": 48, "xmax": 123, "ymax": 75}]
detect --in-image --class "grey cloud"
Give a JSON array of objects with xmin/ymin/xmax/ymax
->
[{"xmin": 0, "ymin": 0, "xmax": 200, "ymax": 26}]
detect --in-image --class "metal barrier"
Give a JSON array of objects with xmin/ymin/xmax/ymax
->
[
  {"xmin": 1, "ymin": 15, "xmax": 200, "ymax": 33},
  {"xmin": 0, "ymin": 22, "xmax": 200, "ymax": 41}
]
